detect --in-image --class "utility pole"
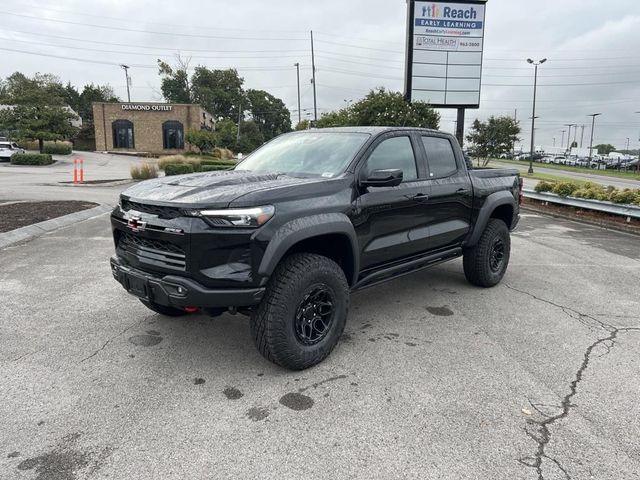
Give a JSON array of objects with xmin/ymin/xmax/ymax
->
[
  {"xmin": 236, "ymin": 103, "xmax": 242, "ymax": 146},
  {"xmin": 120, "ymin": 64, "xmax": 131, "ymax": 102},
  {"xmin": 564, "ymin": 124, "xmax": 576, "ymax": 151},
  {"xmin": 512, "ymin": 109, "xmax": 517, "ymax": 158},
  {"xmin": 310, "ymin": 31, "xmax": 318, "ymax": 125},
  {"xmin": 527, "ymin": 58, "xmax": 546, "ymax": 174},
  {"xmin": 587, "ymin": 113, "xmax": 602, "ymax": 167},
  {"xmin": 580, "ymin": 125, "xmax": 585, "ymax": 148},
  {"xmin": 561, "ymin": 130, "xmax": 565, "ymax": 150},
  {"xmin": 294, "ymin": 63, "xmax": 301, "ymax": 125}
]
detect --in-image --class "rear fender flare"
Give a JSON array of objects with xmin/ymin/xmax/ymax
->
[
  {"xmin": 465, "ymin": 191, "xmax": 516, "ymax": 247},
  {"xmin": 258, "ymin": 213, "xmax": 359, "ymax": 285}
]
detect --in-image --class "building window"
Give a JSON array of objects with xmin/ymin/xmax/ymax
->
[
  {"xmin": 162, "ymin": 121, "xmax": 184, "ymax": 149},
  {"xmin": 112, "ymin": 120, "xmax": 134, "ymax": 149}
]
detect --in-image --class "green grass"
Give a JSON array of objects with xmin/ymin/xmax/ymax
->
[
  {"xmin": 521, "ymin": 171, "xmax": 589, "ymax": 185},
  {"xmin": 490, "ymin": 158, "xmax": 640, "ymax": 181}
]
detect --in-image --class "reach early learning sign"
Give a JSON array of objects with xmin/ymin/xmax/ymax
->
[{"xmin": 405, "ymin": 0, "xmax": 487, "ymax": 108}]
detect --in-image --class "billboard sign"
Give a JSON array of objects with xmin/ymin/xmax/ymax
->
[{"xmin": 405, "ymin": 0, "xmax": 487, "ymax": 108}]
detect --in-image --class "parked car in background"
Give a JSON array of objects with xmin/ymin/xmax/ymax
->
[{"xmin": 0, "ymin": 141, "xmax": 24, "ymax": 161}]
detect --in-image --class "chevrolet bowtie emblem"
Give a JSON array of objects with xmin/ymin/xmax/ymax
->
[{"xmin": 127, "ymin": 216, "xmax": 147, "ymax": 232}]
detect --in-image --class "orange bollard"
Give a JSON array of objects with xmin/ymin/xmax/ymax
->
[
  {"xmin": 73, "ymin": 158, "xmax": 78, "ymax": 184},
  {"xmin": 79, "ymin": 158, "xmax": 84, "ymax": 183}
]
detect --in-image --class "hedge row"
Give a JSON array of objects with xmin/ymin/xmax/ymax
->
[
  {"xmin": 535, "ymin": 180, "xmax": 640, "ymax": 205},
  {"xmin": 157, "ymin": 155, "xmax": 235, "ymax": 172},
  {"xmin": 201, "ymin": 164, "xmax": 234, "ymax": 172},
  {"xmin": 164, "ymin": 163, "xmax": 194, "ymax": 176},
  {"xmin": 10, "ymin": 153, "xmax": 54, "ymax": 165},
  {"xmin": 42, "ymin": 142, "xmax": 72, "ymax": 155}
]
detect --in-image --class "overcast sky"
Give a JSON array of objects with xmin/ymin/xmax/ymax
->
[{"xmin": 1, "ymin": 0, "xmax": 639, "ymax": 151}]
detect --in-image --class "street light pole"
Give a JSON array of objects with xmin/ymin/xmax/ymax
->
[
  {"xmin": 294, "ymin": 63, "xmax": 301, "ymax": 125},
  {"xmin": 527, "ymin": 58, "xmax": 546, "ymax": 174},
  {"xmin": 587, "ymin": 113, "xmax": 602, "ymax": 167},
  {"xmin": 120, "ymin": 64, "xmax": 131, "ymax": 102},
  {"xmin": 564, "ymin": 124, "xmax": 576, "ymax": 151}
]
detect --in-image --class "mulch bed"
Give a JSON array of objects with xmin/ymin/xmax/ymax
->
[
  {"xmin": 0, "ymin": 201, "xmax": 98, "ymax": 233},
  {"xmin": 523, "ymin": 198, "xmax": 640, "ymax": 235}
]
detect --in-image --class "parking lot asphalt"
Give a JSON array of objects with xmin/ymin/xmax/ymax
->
[
  {"xmin": 0, "ymin": 151, "xmax": 147, "ymax": 205},
  {"xmin": 1, "ymin": 212, "xmax": 639, "ymax": 480}
]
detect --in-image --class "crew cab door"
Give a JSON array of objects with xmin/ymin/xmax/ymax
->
[
  {"xmin": 419, "ymin": 134, "xmax": 473, "ymax": 250},
  {"xmin": 354, "ymin": 133, "xmax": 431, "ymax": 269}
]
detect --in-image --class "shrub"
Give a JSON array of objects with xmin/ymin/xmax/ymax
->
[
  {"xmin": 158, "ymin": 155, "xmax": 187, "ymax": 170},
  {"xmin": 552, "ymin": 181, "xmax": 580, "ymax": 197},
  {"xmin": 534, "ymin": 181, "xmax": 555, "ymax": 193},
  {"xmin": 10, "ymin": 153, "xmax": 54, "ymax": 165},
  {"xmin": 42, "ymin": 141, "xmax": 72, "ymax": 155},
  {"xmin": 186, "ymin": 129, "xmax": 218, "ymax": 153},
  {"xmin": 610, "ymin": 189, "xmax": 638, "ymax": 205},
  {"xmin": 201, "ymin": 164, "xmax": 234, "ymax": 172},
  {"xmin": 200, "ymin": 159, "xmax": 235, "ymax": 167},
  {"xmin": 130, "ymin": 163, "xmax": 158, "ymax": 180},
  {"xmin": 164, "ymin": 163, "xmax": 194, "ymax": 176},
  {"xmin": 213, "ymin": 147, "xmax": 234, "ymax": 160}
]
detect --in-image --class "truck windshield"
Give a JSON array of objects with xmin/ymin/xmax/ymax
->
[{"xmin": 236, "ymin": 132, "xmax": 370, "ymax": 177}]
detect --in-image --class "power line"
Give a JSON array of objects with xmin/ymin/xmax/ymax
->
[
  {"xmin": 0, "ymin": 10, "xmax": 307, "ymax": 41},
  {"xmin": 0, "ymin": 36, "xmax": 312, "ymax": 61},
  {"xmin": 13, "ymin": 2, "xmax": 307, "ymax": 34},
  {"xmin": 0, "ymin": 47, "xmax": 305, "ymax": 71}
]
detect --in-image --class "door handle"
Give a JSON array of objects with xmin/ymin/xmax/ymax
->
[
  {"xmin": 456, "ymin": 188, "xmax": 471, "ymax": 195},
  {"xmin": 411, "ymin": 193, "xmax": 429, "ymax": 201}
]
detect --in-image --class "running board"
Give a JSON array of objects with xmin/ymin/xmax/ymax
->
[{"xmin": 353, "ymin": 247, "xmax": 462, "ymax": 291}]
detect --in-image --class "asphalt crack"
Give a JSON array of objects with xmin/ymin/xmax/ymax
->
[
  {"xmin": 507, "ymin": 284, "xmax": 640, "ymax": 479},
  {"xmin": 505, "ymin": 284, "xmax": 617, "ymax": 333},
  {"xmin": 79, "ymin": 320, "xmax": 142, "ymax": 363}
]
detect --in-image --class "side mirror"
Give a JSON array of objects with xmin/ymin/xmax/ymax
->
[
  {"xmin": 464, "ymin": 154, "xmax": 473, "ymax": 170},
  {"xmin": 361, "ymin": 169, "xmax": 403, "ymax": 188}
]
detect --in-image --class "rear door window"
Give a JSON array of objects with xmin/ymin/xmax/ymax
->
[{"xmin": 422, "ymin": 136, "xmax": 458, "ymax": 178}]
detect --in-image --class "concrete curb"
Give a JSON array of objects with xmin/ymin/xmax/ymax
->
[{"xmin": 0, "ymin": 204, "xmax": 113, "ymax": 249}]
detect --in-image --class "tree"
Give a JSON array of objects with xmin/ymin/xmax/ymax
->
[
  {"xmin": 295, "ymin": 120, "xmax": 311, "ymax": 131},
  {"xmin": 570, "ymin": 140, "xmax": 578, "ymax": 148},
  {"xmin": 191, "ymin": 67, "xmax": 246, "ymax": 120},
  {"xmin": 185, "ymin": 129, "xmax": 217, "ymax": 153},
  {"xmin": 0, "ymin": 104, "xmax": 77, "ymax": 152},
  {"xmin": 0, "ymin": 72, "xmax": 79, "ymax": 151},
  {"xmin": 466, "ymin": 116, "xmax": 521, "ymax": 166},
  {"xmin": 158, "ymin": 58, "xmax": 192, "ymax": 104},
  {"xmin": 316, "ymin": 88, "xmax": 440, "ymax": 129},
  {"xmin": 246, "ymin": 89, "xmax": 291, "ymax": 140},
  {"xmin": 237, "ymin": 120, "xmax": 264, "ymax": 153},
  {"xmin": 214, "ymin": 119, "xmax": 238, "ymax": 150},
  {"xmin": 595, "ymin": 144, "xmax": 616, "ymax": 155}
]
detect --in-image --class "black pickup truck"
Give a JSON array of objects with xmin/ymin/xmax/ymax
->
[{"xmin": 110, "ymin": 127, "xmax": 521, "ymax": 370}]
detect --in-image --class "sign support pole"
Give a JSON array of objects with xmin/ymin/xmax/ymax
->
[{"xmin": 456, "ymin": 108, "xmax": 465, "ymax": 147}]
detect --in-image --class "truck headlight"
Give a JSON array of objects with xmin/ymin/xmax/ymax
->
[{"xmin": 198, "ymin": 205, "xmax": 275, "ymax": 227}]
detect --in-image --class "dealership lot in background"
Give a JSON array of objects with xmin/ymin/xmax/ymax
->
[{"xmin": 1, "ymin": 212, "xmax": 638, "ymax": 479}]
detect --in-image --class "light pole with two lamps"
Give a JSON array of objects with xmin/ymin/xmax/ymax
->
[{"xmin": 526, "ymin": 58, "xmax": 546, "ymax": 174}]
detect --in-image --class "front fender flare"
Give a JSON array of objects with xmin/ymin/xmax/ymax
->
[
  {"xmin": 465, "ymin": 191, "xmax": 516, "ymax": 247},
  {"xmin": 258, "ymin": 213, "xmax": 359, "ymax": 285}
]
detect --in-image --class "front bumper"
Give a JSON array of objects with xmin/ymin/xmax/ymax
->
[{"xmin": 110, "ymin": 256, "xmax": 265, "ymax": 308}]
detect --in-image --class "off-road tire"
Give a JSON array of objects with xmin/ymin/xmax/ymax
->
[
  {"xmin": 463, "ymin": 218, "xmax": 511, "ymax": 287},
  {"xmin": 250, "ymin": 253, "xmax": 349, "ymax": 370},
  {"xmin": 139, "ymin": 299, "xmax": 188, "ymax": 317}
]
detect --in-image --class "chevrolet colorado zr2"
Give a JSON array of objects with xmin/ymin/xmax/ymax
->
[{"xmin": 110, "ymin": 127, "xmax": 521, "ymax": 370}]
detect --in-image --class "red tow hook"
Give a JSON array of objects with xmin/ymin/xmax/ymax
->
[{"xmin": 184, "ymin": 306, "xmax": 200, "ymax": 313}]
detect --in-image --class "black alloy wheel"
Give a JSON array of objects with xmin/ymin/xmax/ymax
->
[{"xmin": 294, "ymin": 285, "xmax": 335, "ymax": 346}]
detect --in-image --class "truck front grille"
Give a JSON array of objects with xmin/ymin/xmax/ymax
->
[
  {"xmin": 117, "ymin": 232, "xmax": 186, "ymax": 271},
  {"xmin": 121, "ymin": 200, "xmax": 183, "ymax": 219}
]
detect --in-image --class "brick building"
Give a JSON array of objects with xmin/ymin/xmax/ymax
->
[{"xmin": 92, "ymin": 102, "xmax": 215, "ymax": 154}]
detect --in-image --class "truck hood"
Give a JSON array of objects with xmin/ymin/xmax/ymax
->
[{"xmin": 121, "ymin": 170, "xmax": 335, "ymax": 208}]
